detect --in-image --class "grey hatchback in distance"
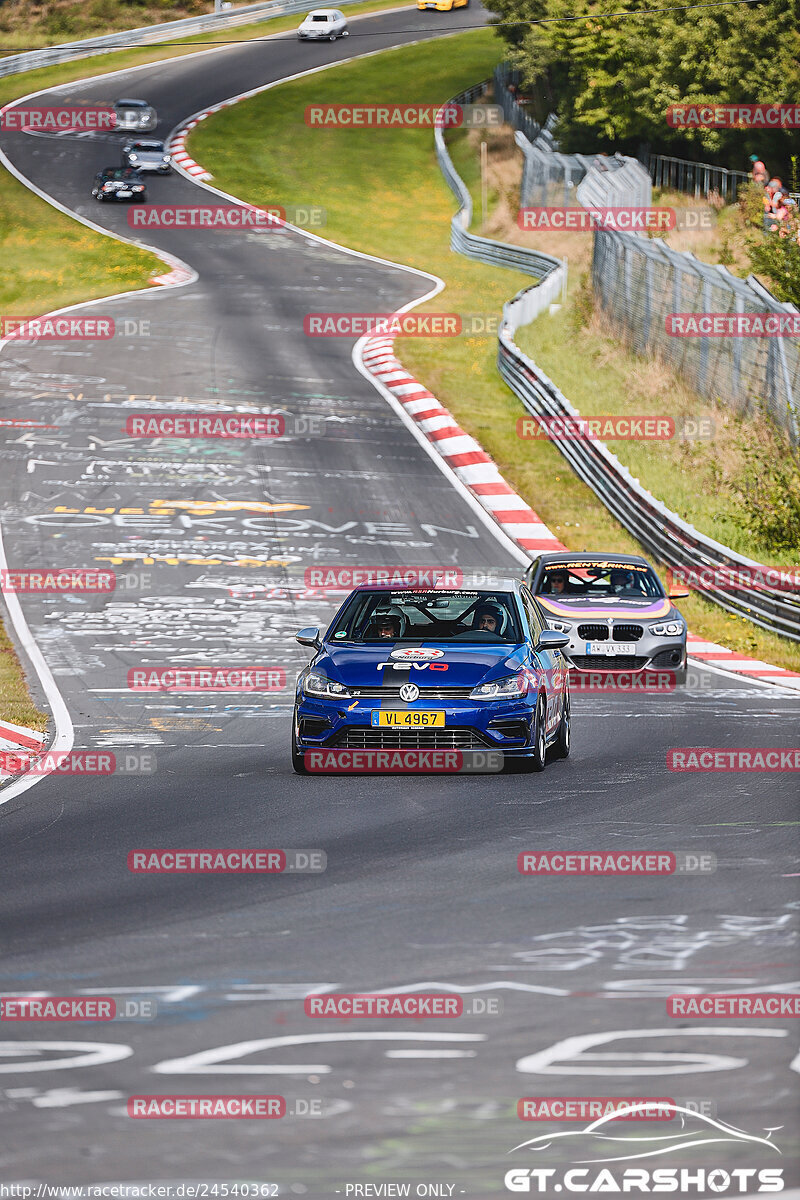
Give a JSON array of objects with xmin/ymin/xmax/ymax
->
[{"xmin": 121, "ymin": 140, "xmax": 171, "ymax": 173}]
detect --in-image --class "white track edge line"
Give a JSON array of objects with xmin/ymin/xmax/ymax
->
[{"xmin": 0, "ymin": 524, "xmax": 74, "ymax": 803}]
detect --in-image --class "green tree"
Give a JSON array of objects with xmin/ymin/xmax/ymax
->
[{"xmin": 492, "ymin": 0, "xmax": 800, "ymax": 172}]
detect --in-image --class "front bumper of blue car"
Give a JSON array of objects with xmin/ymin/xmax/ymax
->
[{"xmin": 293, "ymin": 689, "xmax": 538, "ymax": 757}]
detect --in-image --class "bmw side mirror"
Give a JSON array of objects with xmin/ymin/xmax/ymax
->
[
  {"xmin": 537, "ymin": 629, "xmax": 569, "ymax": 651},
  {"xmin": 668, "ymin": 589, "xmax": 690, "ymax": 600},
  {"xmin": 296, "ymin": 626, "xmax": 321, "ymax": 649}
]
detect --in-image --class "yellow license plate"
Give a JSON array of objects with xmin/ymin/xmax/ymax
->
[{"xmin": 371, "ymin": 711, "xmax": 444, "ymax": 727}]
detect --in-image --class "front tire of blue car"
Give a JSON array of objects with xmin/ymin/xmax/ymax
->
[
  {"xmin": 530, "ymin": 694, "xmax": 547, "ymax": 772},
  {"xmin": 504, "ymin": 694, "xmax": 546, "ymax": 773},
  {"xmin": 552, "ymin": 690, "xmax": 570, "ymax": 760}
]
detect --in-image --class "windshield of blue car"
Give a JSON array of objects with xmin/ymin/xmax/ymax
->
[
  {"xmin": 129, "ymin": 142, "xmax": 162, "ymax": 152},
  {"xmin": 328, "ymin": 590, "xmax": 523, "ymax": 643},
  {"xmin": 536, "ymin": 561, "xmax": 664, "ymax": 599}
]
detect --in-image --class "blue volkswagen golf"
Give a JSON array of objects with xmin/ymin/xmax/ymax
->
[{"xmin": 292, "ymin": 580, "xmax": 571, "ymax": 774}]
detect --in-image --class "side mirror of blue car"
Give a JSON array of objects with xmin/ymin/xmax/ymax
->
[
  {"xmin": 537, "ymin": 629, "xmax": 569, "ymax": 651},
  {"xmin": 296, "ymin": 626, "xmax": 321, "ymax": 649}
]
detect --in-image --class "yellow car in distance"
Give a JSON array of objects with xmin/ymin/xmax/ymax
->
[{"xmin": 417, "ymin": 0, "xmax": 468, "ymax": 11}]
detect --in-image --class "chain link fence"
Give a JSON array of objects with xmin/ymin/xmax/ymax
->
[
  {"xmin": 591, "ymin": 232, "xmax": 800, "ymax": 441},
  {"xmin": 493, "ymin": 65, "xmax": 799, "ymax": 443}
]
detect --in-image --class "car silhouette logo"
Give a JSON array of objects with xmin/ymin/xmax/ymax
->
[{"xmin": 399, "ymin": 683, "xmax": 419, "ymax": 702}]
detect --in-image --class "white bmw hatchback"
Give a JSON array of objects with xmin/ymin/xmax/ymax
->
[{"xmin": 297, "ymin": 8, "xmax": 349, "ymax": 39}]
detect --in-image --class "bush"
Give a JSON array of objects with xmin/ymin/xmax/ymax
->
[
  {"xmin": 728, "ymin": 414, "xmax": 800, "ymax": 554},
  {"xmin": 747, "ymin": 222, "xmax": 800, "ymax": 307},
  {"xmin": 739, "ymin": 181, "xmax": 766, "ymax": 229}
]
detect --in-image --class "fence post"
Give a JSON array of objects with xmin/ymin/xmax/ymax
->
[
  {"xmin": 643, "ymin": 254, "xmax": 653, "ymax": 348},
  {"xmin": 775, "ymin": 338, "xmax": 800, "ymax": 445},
  {"xmin": 699, "ymin": 277, "xmax": 711, "ymax": 388}
]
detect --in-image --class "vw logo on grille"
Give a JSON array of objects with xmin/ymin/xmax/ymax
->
[{"xmin": 399, "ymin": 683, "xmax": 420, "ymax": 702}]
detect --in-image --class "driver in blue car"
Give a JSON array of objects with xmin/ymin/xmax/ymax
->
[
  {"xmin": 374, "ymin": 608, "xmax": 404, "ymax": 639},
  {"xmin": 474, "ymin": 602, "xmax": 504, "ymax": 634}
]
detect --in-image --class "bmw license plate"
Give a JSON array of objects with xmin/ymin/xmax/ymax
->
[
  {"xmin": 587, "ymin": 641, "xmax": 636, "ymax": 655},
  {"xmin": 371, "ymin": 711, "xmax": 444, "ymax": 727},
  {"xmin": 117, "ymin": 190, "xmax": 132, "ymax": 197}
]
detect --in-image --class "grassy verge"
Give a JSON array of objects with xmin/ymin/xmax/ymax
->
[
  {"xmin": 189, "ymin": 29, "xmax": 800, "ymax": 673},
  {"xmin": 0, "ymin": 621, "xmax": 48, "ymax": 732},
  {"xmin": 0, "ymin": 0, "xmax": 244, "ymax": 50},
  {"xmin": 0, "ymin": 167, "xmax": 165, "ymax": 315}
]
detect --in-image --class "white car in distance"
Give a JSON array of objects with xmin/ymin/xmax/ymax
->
[{"xmin": 297, "ymin": 9, "xmax": 349, "ymax": 39}]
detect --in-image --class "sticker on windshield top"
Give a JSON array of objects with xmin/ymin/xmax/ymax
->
[{"xmin": 389, "ymin": 647, "xmax": 445, "ymax": 661}]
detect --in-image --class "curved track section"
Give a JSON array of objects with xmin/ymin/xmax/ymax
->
[{"xmin": 0, "ymin": 11, "xmax": 798, "ymax": 1191}]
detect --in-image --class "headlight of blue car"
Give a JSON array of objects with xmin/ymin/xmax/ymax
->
[
  {"xmin": 649, "ymin": 620, "xmax": 685, "ymax": 636},
  {"xmin": 470, "ymin": 673, "xmax": 528, "ymax": 701},
  {"xmin": 303, "ymin": 671, "xmax": 352, "ymax": 699}
]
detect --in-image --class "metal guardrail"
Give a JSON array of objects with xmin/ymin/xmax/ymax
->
[
  {"xmin": 434, "ymin": 82, "xmax": 564, "ymax": 306},
  {"xmin": 576, "ymin": 156, "xmax": 652, "ymax": 210},
  {"xmin": 436, "ymin": 78, "xmax": 800, "ymax": 641},
  {"xmin": 0, "ymin": 0, "xmax": 361, "ymax": 79},
  {"xmin": 649, "ymin": 153, "xmax": 749, "ymax": 203}
]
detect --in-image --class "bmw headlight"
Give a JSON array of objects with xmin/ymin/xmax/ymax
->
[
  {"xmin": 649, "ymin": 619, "xmax": 685, "ymax": 636},
  {"xmin": 470, "ymin": 673, "xmax": 528, "ymax": 701},
  {"xmin": 128, "ymin": 154, "xmax": 138, "ymax": 161},
  {"xmin": 304, "ymin": 671, "xmax": 352, "ymax": 699},
  {"xmin": 546, "ymin": 618, "xmax": 571, "ymax": 634}
]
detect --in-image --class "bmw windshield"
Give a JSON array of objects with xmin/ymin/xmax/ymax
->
[
  {"xmin": 328, "ymin": 590, "xmax": 523, "ymax": 644},
  {"xmin": 537, "ymin": 560, "xmax": 664, "ymax": 600}
]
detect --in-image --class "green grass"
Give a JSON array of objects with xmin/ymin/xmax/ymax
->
[
  {"xmin": 512, "ymin": 284, "xmax": 795, "ymax": 563},
  {"xmin": 0, "ymin": 168, "xmax": 165, "ymax": 316},
  {"xmin": 0, "ymin": 621, "xmax": 48, "ymax": 732},
  {"xmin": 189, "ymin": 28, "xmax": 800, "ymax": 674}
]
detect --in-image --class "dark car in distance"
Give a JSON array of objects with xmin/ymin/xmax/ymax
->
[{"xmin": 91, "ymin": 167, "xmax": 147, "ymax": 202}]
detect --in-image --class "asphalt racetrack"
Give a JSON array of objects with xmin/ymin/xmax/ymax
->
[{"xmin": 0, "ymin": 7, "xmax": 798, "ymax": 1194}]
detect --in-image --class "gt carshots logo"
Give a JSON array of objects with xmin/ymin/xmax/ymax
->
[
  {"xmin": 503, "ymin": 1169, "xmax": 784, "ymax": 1192},
  {"xmin": 505, "ymin": 1105, "xmax": 783, "ymax": 1191}
]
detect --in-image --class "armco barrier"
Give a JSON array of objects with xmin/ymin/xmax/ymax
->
[
  {"xmin": 435, "ymin": 81, "xmax": 800, "ymax": 641},
  {"xmin": 0, "ymin": 0, "xmax": 361, "ymax": 79},
  {"xmin": 434, "ymin": 81, "xmax": 566, "ymax": 318}
]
